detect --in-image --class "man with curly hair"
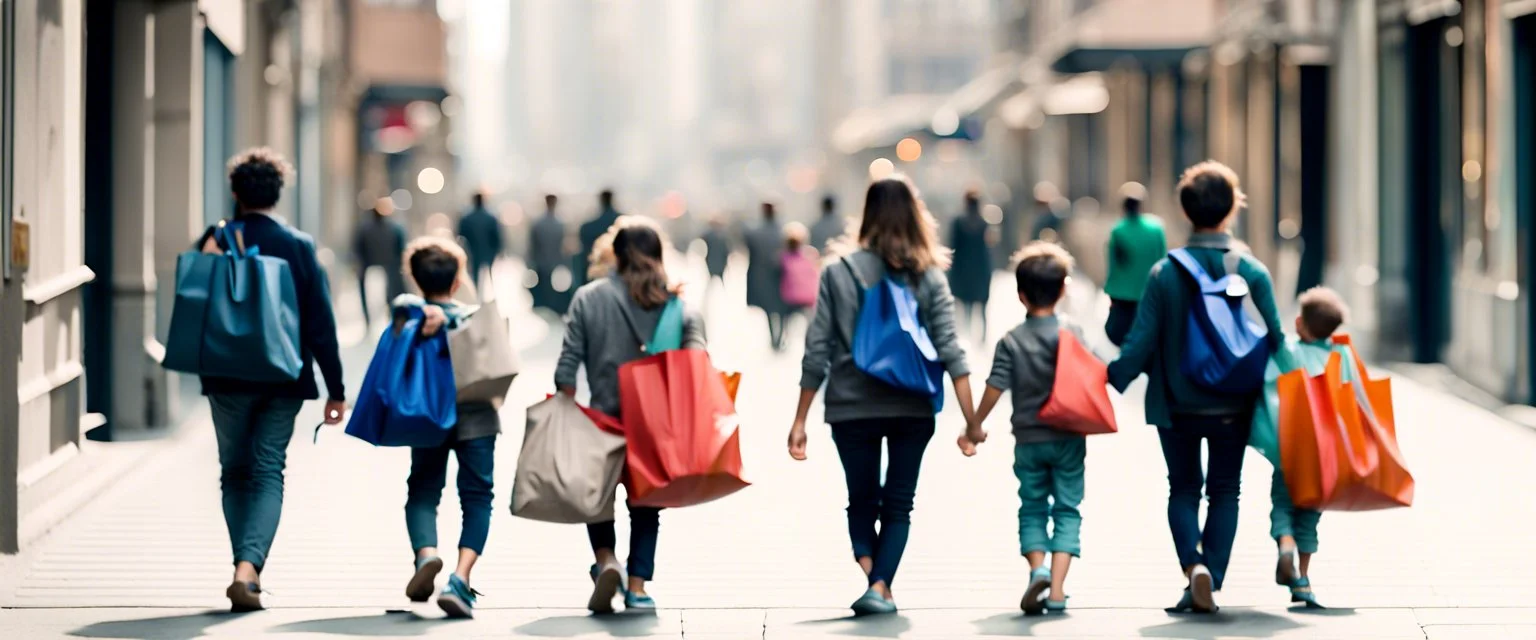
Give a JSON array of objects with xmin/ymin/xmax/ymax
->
[{"xmin": 196, "ymin": 148, "xmax": 346, "ymax": 612}]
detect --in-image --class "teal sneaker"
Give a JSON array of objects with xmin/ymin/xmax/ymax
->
[
  {"xmin": 437, "ymin": 575, "xmax": 479, "ymax": 619},
  {"xmin": 1289, "ymin": 576, "xmax": 1325, "ymax": 609},
  {"xmin": 624, "ymin": 590, "xmax": 657, "ymax": 612},
  {"xmin": 1021, "ymin": 566, "xmax": 1050, "ymax": 615},
  {"xmin": 850, "ymin": 587, "xmax": 896, "ymax": 616}
]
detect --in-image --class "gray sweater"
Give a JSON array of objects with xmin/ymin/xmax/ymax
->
[
  {"xmin": 799, "ymin": 250, "xmax": 970, "ymax": 423},
  {"xmin": 555, "ymin": 276, "xmax": 706, "ymax": 417},
  {"xmin": 987, "ymin": 315, "xmax": 1089, "ymax": 443}
]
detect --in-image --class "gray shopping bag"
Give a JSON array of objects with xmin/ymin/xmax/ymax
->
[{"xmin": 511, "ymin": 394, "xmax": 626, "ymax": 523}]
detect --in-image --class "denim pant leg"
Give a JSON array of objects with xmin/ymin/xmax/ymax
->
[
  {"xmin": 870, "ymin": 418, "xmax": 935, "ymax": 587},
  {"xmin": 1013, "ymin": 443, "xmax": 1053, "ymax": 556},
  {"xmin": 1270, "ymin": 468, "xmax": 1321, "ymax": 554},
  {"xmin": 453, "ymin": 436, "xmax": 497, "ymax": 555},
  {"xmin": 1201, "ymin": 421, "xmax": 1249, "ymax": 591},
  {"xmin": 627, "ymin": 505, "xmax": 663, "ymax": 581},
  {"xmin": 406, "ymin": 443, "xmax": 451, "ymax": 552},
  {"xmin": 831, "ymin": 421, "xmax": 884, "ymax": 563},
  {"xmin": 1157, "ymin": 427, "xmax": 1206, "ymax": 574},
  {"xmin": 1048, "ymin": 439, "xmax": 1087, "ymax": 557},
  {"xmin": 209, "ymin": 395, "xmax": 301, "ymax": 571}
]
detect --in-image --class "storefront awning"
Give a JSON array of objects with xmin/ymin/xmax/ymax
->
[
  {"xmin": 832, "ymin": 96, "xmax": 944, "ymax": 154},
  {"xmin": 1049, "ymin": 0, "xmax": 1217, "ymax": 74},
  {"xmin": 930, "ymin": 62, "xmax": 1025, "ymax": 131}
]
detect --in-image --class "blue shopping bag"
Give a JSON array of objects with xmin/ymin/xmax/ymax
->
[
  {"xmin": 345, "ymin": 310, "xmax": 458, "ymax": 447},
  {"xmin": 843, "ymin": 258, "xmax": 945, "ymax": 411},
  {"xmin": 162, "ymin": 222, "xmax": 303, "ymax": 382}
]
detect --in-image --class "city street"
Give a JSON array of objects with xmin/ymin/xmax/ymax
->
[{"xmin": 1, "ymin": 265, "xmax": 1534, "ymax": 639}]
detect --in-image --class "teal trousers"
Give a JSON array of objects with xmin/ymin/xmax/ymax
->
[{"xmin": 1014, "ymin": 438, "xmax": 1086, "ymax": 557}]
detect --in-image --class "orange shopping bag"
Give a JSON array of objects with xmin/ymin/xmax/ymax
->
[
  {"xmin": 1037, "ymin": 329, "xmax": 1118, "ymax": 435},
  {"xmin": 618, "ymin": 349, "xmax": 750, "ymax": 508},
  {"xmin": 1278, "ymin": 339, "xmax": 1413, "ymax": 511}
]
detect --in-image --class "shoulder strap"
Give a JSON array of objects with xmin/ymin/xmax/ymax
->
[
  {"xmin": 1166, "ymin": 248, "xmax": 1212, "ymax": 288},
  {"xmin": 1223, "ymin": 249, "xmax": 1244, "ymax": 281},
  {"xmin": 841, "ymin": 255, "xmax": 870, "ymax": 291}
]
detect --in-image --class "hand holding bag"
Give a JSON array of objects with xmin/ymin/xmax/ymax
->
[
  {"xmin": 511, "ymin": 394, "xmax": 627, "ymax": 523},
  {"xmin": 345, "ymin": 310, "xmax": 458, "ymax": 447}
]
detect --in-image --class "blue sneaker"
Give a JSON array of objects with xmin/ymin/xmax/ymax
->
[
  {"xmin": 437, "ymin": 575, "xmax": 479, "ymax": 619},
  {"xmin": 850, "ymin": 587, "xmax": 897, "ymax": 616},
  {"xmin": 624, "ymin": 590, "xmax": 657, "ymax": 612},
  {"xmin": 1021, "ymin": 566, "xmax": 1050, "ymax": 615}
]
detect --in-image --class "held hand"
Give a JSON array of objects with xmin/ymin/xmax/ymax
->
[
  {"xmin": 323, "ymin": 399, "xmax": 346, "ymax": 425},
  {"xmin": 420, "ymin": 305, "xmax": 448, "ymax": 336},
  {"xmin": 787, "ymin": 423, "xmax": 808, "ymax": 461}
]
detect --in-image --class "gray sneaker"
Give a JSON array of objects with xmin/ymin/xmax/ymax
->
[
  {"xmin": 406, "ymin": 556, "xmax": 443, "ymax": 603},
  {"xmin": 588, "ymin": 560, "xmax": 624, "ymax": 614}
]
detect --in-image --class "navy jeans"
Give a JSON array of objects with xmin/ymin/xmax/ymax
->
[
  {"xmin": 1158, "ymin": 412, "xmax": 1251, "ymax": 590},
  {"xmin": 208, "ymin": 394, "xmax": 304, "ymax": 572},
  {"xmin": 588, "ymin": 503, "xmax": 663, "ymax": 580},
  {"xmin": 406, "ymin": 435, "xmax": 497, "ymax": 555},
  {"xmin": 831, "ymin": 417, "xmax": 936, "ymax": 588}
]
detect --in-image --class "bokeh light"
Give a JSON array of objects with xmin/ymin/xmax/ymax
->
[
  {"xmin": 391, "ymin": 188, "xmax": 414, "ymax": 211},
  {"xmin": 896, "ymin": 138, "xmax": 922, "ymax": 162},
  {"xmin": 661, "ymin": 191, "xmax": 688, "ymax": 219},
  {"xmin": 417, "ymin": 167, "xmax": 445, "ymax": 194},
  {"xmin": 868, "ymin": 158, "xmax": 895, "ymax": 181},
  {"xmin": 982, "ymin": 204, "xmax": 1004, "ymax": 225}
]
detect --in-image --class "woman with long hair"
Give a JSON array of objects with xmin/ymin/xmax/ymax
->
[
  {"xmin": 555, "ymin": 216, "xmax": 705, "ymax": 614},
  {"xmin": 788, "ymin": 176, "xmax": 977, "ymax": 614}
]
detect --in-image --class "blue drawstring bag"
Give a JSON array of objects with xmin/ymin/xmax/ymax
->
[
  {"xmin": 1168, "ymin": 248, "xmax": 1270, "ymax": 394},
  {"xmin": 346, "ymin": 308, "xmax": 458, "ymax": 447},
  {"xmin": 163, "ymin": 221, "xmax": 303, "ymax": 382},
  {"xmin": 843, "ymin": 258, "xmax": 945, "ymax": 411}
]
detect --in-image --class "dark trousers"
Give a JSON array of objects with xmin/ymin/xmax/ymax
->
[
  {"xmin": 1158, "ymin": 412, "xmax": 1251, "ymax": 590},
  {"xmin": 1105, "ymin": 298, "xmax": 1138, "ymax": 347},
  {"xmin": 959, "ymin": 300, "xmax": 988, "ymax": 340},
  {"xmin": 588, "ymin": 503, "xmax": 663, "ymax": 581},
  {"xmin": 766, "ymin": 311, "xmax": 786, "ymax": 351},
  {"xmin": 359, "ymin": 265, "xmax": 406, "ymax": 327},
  {"xmin": 831, "ymin": 417, "xmax": 936, "ymax": 587},
  {"xmin": 406, "ymin": 435, "xmax": 497, "ymax": 555}
]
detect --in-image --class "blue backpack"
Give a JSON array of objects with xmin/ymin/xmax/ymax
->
[
  {"xmin": 345, "ymin": 308, "xmax": 458, "ymax": 447},
  {"xmin": 1167, "ymin": 248, "xmax": 1269, "ymax": 394},
  {"xmin": 843, "ymin": 257, "xmax": 945, "ymax": 411}
]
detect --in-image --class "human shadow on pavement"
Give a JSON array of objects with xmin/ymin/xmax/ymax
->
[
  {"xmin": 1138, "ymin": 608, "xmax": 1305, "ymax": 638},
  {"xmin": 69, "ymin": 610, "xmax": 238, "ymax": 640},
  {"xmin": 1289, "ymin": 606, "xmax": 1357, "ymax": 617},
  {"xmin": 969, "ymin": 612, "xmax": 1054, "ymax": 636},
  {"xmin": 513, "ymin": 613, "xmax": 662, "ymax": 638},
  {"xmin": 268, "ymin": 611, "xmax": 460, "ymax": 636},
  {"xmin": 793, "ymin": 614, "xmax": 914, "ymax": 638}
]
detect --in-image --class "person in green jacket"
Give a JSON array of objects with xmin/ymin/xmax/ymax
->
[
  {"xmin": 1103, "ymin": 182, "xmax": 1166, "ymax": 346},
  {"xmin": 1251, "ymin": 286, "xmax": 1353, "ymax": 610}
]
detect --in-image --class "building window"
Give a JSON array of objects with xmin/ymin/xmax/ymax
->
[
  {"xmin": 2, "ymin": 0, "xmax": 12, "ymax": 281},
  {"xmin": 204, "ymin": 32, "xmax": 235, "ymax": 225}
]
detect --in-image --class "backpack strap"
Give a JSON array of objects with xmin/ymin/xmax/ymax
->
[{"xmin": 1166, "ymin": 248, "xmax": 1213, "ymax": 289}]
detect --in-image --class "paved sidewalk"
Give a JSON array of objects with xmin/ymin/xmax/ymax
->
[{"xmin": 3, "ymin": 269, "xmax": 1535, "ymax": 638}]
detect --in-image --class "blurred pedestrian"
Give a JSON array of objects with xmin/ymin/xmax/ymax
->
[
  {"xmin": 745, "ymin": 201, "xmax": 788, "ymax": 351},
  {"xmin": 529, "ymin": 194, "xmax": 571, "ymax": 313},
  {"xmin": 779, "ymin": 221, "xmax": 819, "ymax": 315},
  {"xmin": 1030, "ymin": 182, "xmax": 1066, "ymax": 243},
  {"xmin": 701, "ymin": 214, "xmax": 732, "ymax": 288},
  {"xmin": 948, "ymin": 189, "xmax": 995, "ymax": 340},
  {"xmin": 1103, "ymin": 182, "xmax": 1166, "ymax": 346},
  {"xmin": 556, "ymin": 218, "xmax": 706, "ymax": 614},
  {"xmin": 391, "ymin": 238, "xmax": 501, "ymax": 619},
  {"xmin": 198, "ymin": 148, "xmax": 345, "ymax": 612},
  {"xmin": 577, "ymin": 189, "xmax": 623, "ymax": 289},
  {"xmin": 457, "ymin": 192, "xmax": 503, "ymax": 291},
  {"xmin": 810, "ymin": 194, "xmax": 844, "ymax": 253},
  {"xmin": 354, "ymin": 196, "xmax": 408, "ymax": 328},
  {"xmin": 788, "ymin": 176, "xmax": 977, "ymax": 615}
]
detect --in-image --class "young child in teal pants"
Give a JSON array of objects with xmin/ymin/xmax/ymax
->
[
  {"xmin": 962, "ymin": 242, "xmax": 1093, "ymax": 615},
  {"xmin": 1252, "ymin": 286, "xmax": 1353, "ymax": 609}
]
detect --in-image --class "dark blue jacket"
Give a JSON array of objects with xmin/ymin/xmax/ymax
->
[{"xmin": 196, "ymin": 213, "xmax": 346, "ymax": 401}]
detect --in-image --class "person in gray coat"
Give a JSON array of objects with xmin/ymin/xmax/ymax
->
[
  {"xmin": 745, "ymin": 202, "xmax": 787, "ymax": 350},
  {"xmin": 810, "ymin": 194, "xmax": 845, "ymax": 253},
  {"xmin": 948, "ymin": 190, "xmax": 996, "ymax": 339},
  {"xmin": 353, "ymin": 197, "xmax": 408, "ymax": 327},
  {"xmin": 787, "ymin": 176, "xmax": 978, "ymax": 616},
  {"xmin": 529, "ymin": 194, "xmax": 571, "ymax": 313}
]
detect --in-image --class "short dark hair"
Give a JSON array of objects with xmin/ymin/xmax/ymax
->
[
  {"xmin": 228, "ymin": 147, "xmax": 291, "ymax": 211},
  {"xmin": 1121, "ymin": 181, "xmax": 1146, "ymax": 214},
  {"xmin": 821, "ymin": 195, "xmax": 836, "ymax": 213},
  {"xmin": 1012, "ymin": 241, "xmax": 1074, "ymax": 308},
  {"xmin": 762, "ymin": 201, "xmax": 776, "ymax": 219},
  {"xmin": 472, "ymin": 192, "xmax": 485, "ymax": 208},
  {"xmin": 1298, "ymin": 286, "xmax": 1348, "ymax": 339},
  {"xmin": 545, "ymin": 193, "xmax": 559, "ymax": 208},
  {"xmin": 405, "ymin": 237, "xmax": 465, "ymax": 298},
  {"xmin": 1177, "ymin": 161, "xmax": 1242, "ymax": 229},
  {"xmin": 599, "ymin": 189, "xmax": 615, "ymax": 207}
]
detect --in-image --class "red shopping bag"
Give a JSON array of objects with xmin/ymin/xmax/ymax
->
[
  {"xmin": 618, "ymin": 349, "xmax": 749, "ymax": 508},
  {"xmin": 1037, "ymin": 329, "xmax": 1118, "ymax": 435},
  {"xmin": 1279, "ymin": 340, "xmax": 1413, "ymax": 511}
]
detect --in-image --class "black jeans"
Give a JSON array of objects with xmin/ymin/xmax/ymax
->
[
  {"xmin": 766, "ymin": 311, "xmax": 786, "ymax": 351},
  {"xmin": 831, "ymin": 417, "xmax": 936, "ymax": 587},
  {"xmin": 1105, "ymin": 298, "xmax": 1139, "ymax": 347},
  {"xmin": 587, "ymin": 503, "xmax": 663, "ymax": 581},
  {"xmin": 1158, "ymin": 412, "xmax": 1251, "ymax": 591}
]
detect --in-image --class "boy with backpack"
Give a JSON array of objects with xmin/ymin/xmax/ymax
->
[
  {"xmin": 1252, "ymin": 286, "xmax": 1353, "ymax": 608},
  {"xmin": 1106, "ymin": 161, "xmax": 1287, "ymax": 613},
  {"xmin": 391, "ymin": 237, "xmax": 502, "ymax": 619},
  {"xmin": 960, "ymin": 241, "xmax": 1093, "ymax": 615}
]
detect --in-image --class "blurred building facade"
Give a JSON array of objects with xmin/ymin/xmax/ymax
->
[{"xmin": 0, "ymin": 0, "xmax": 450, "ymax": 552}]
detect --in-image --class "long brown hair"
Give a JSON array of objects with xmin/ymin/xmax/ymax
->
[
  {"xmin": 610, "ymin": 220, "xmax": 671, "ymax": 310},
  {"xmin": 842, "ymin": 175, "xmax": 950, "ymax": 273}
]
